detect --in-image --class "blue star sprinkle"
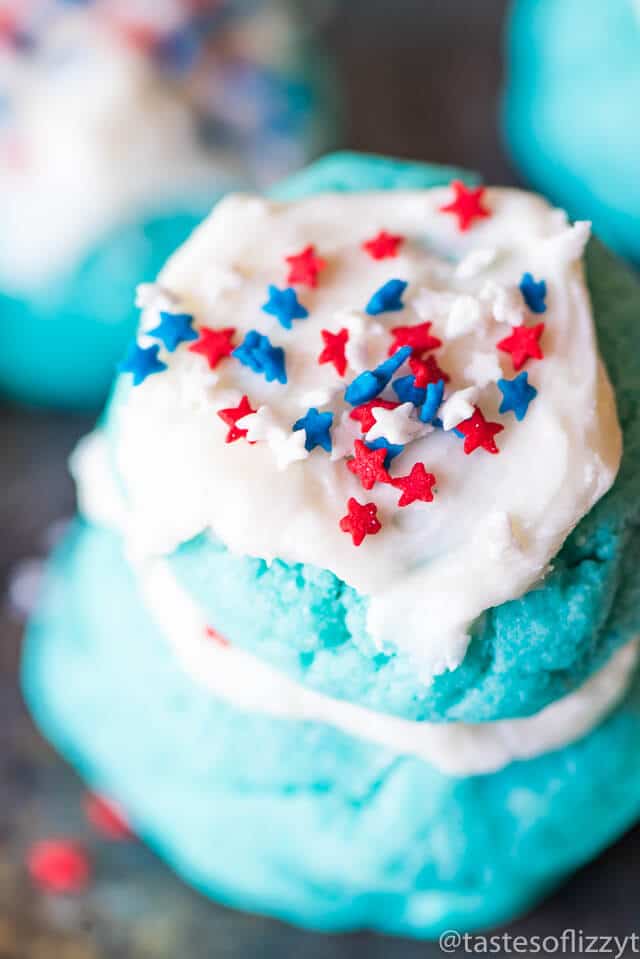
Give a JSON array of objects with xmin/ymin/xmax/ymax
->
[
  {"xmin": 365, "ymin": 278, "xmax": 408, "ymax": 316},
  {"xmin": 519, "ymin": 272, "xmax": 547, "ymax": 313},
  {"xmin": 498, "ymin": 371, "xmax": 538, "ymax": 421},
  {"xmin": 262, "ymin": 285, "xmax": 309, "ymax": 330},
  {"xmin": 392, "ymin": 375, "xmax": 426, "ymax": 406},
  {"xmin": 419, "ymin": 379, "xmax": 445, "ymax": 423},
  {"xmin": 344, "ymin": 346, "xmax": 412, "ymax": 406},
  {"xmin": 147, "ymin": 311, "xmax": 198, "ymax": 352},
  {"xmin": 293, "ymin": 407, "xmax": 334, "ymax": 452},
  {"xmin": 365, "ymin": 437, "xmax": 404, "ymax": 468},
  {"xmin": 233, "ymin": 330, "xmax": 287, "ymax": 384},
  {"xmin": 118, "ymin": 342, "xmax": 167, "ymax": 386}
]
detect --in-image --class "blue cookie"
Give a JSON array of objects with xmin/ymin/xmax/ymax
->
[
  {"xmin": 22, "ymin": 520, "xmax": 640, "ymax": 937},
  {"xmin": 97, "ymin": 153, "xmax": 640, "ymax": 725},
  {"xmin": 503, "ymin": 0, "xmax": 640, "ymax": 265}
]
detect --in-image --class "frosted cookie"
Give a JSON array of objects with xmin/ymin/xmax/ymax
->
[
  {"xmin": 23, "ymin": 154, "xmax": 640, "ymax": 936},
  {"xmin": 503, "ymin": 0, "xmax": 640, "ymax": 265},
  {"xmin": 0, "ymin": 0, "xmax": 334, "ymax": 409}
]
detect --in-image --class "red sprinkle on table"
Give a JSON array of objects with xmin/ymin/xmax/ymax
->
[
  {"xmin": 318, "ymin": 327, "xmax": 349, "ymax": 377},
  {"xmin": 439, "ymin": 180, "xmax": 491, "ymax": 232},
  {"xmin": 285, "ymin": 245, "xmax": 327, "ymax": 288},
  {"xmin": 27, "ymin": 840, "xmax": 91, "ymax": 895},
  {"xmin": 84, "ymin": 793, "xmax": 134, "ymax": 841},
  {"xmin": 339, "ymin": 498, "xmax": 382, "ymax": 546}
]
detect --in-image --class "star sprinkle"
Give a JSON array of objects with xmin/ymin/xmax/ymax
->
[
  {"xmin": 339, "ymin": 497, "xmax": 382, "ymax": 546},
  {"xmin": 286, "ymin": 244, "xmax": 326, "ymax": 288},
  {"xmin": 347, "ymin": 439, "xmax": 391, "ymax": 490},
  {"xmin": 362, "ymin": 230, "xmax": 404, "ymax": 260},
  {"xmin": 440, "ymin": 387, "xmax": 480, "ymax": 431},
  {"xmin": 366, "ymin": 402, "xmax": 430, "ymax": 445},
  {"xmin": 235, "ymin": 405, "xmax": 281, "ymax": 442},
  {"xmin": 293, "ymin": 407, "xmax": 334, "ymax": 453},
  {"xmin": 350, "ymin": 399, "xmax": 399, "ymax": 433},
  {"xmin": 497, "ymin": 323, "xmax": 545, "ymax": 371},
  {"xmin": 344, "ymin": 346, "xmax": 411, "ymax": 406},
  {"xmin": 392, "ymin": 375, "xmax": 426, "ymax": 406},
  {"xmin": 188, "ymin": 326, "xmax": 236, "ymax": 369},
  {"xmin": 318, "ymin": 327, "xmax": 349, "ymax": 376},
  {"xmin": 409, "ymin": 354, "xmax": 450, "ymax": 387},
  {"xmin": 519, "ymin": 272, "xmax": 547, "ymax": 314},
  {"xmin": 233, "ymin": 330, "xmax": 287, "ymax": 383},
  {"xmin": 439, "ymin": 180, "xmax": 491, "ymax": 232},
  {"xmin": 27, "ymin": 840, "xmax": 91, "ymax": 895},
  {"xmin": 464, "ymin": 350, "xmax": 503, "ymax": 388},
  {"xmin": 330, "ymin": 410, "xmax": 363, "ymax": 461},
  {"xmin": 498, "ymin": 371, "xmax": 538, "ymax": 421},
  {"xmin": 387, "ymin": 321, "xmax": 441, "ymax": 357},
  {"xmin": 457, "ymin": 407, "xmax": 504, "ymax": 455},
  {"xmin": 270, "ymin": 430, "xmax": 310, "ymax": 470},
  {"xmin": 391, "ymin": 463, "xmax": 437, "ymax": 507},
  {"xmin": 118, "ymin": 342, "xmax": 167, "ymax": 386},
  {"xmin": 366, "ymin": 278, "xmax": 408, "ymax": 316},
  {"xmin": 419, "ymin": 379, "xmax": 445, "ymax": 423},
  {"xmin": 147, "ymin": 311, "xmax": 198, "ymax": 352},
  {"xmin": 481, "ymin": 281, "xmax": 525, "ymax": 328},
  {"xmin": 446, "ymin": 295, "xmax": 486, "ymax": 338},
  {"xmin": 84, "ymin": 793, "xmax": 134, "ymax": 842},
  {"xmin": 217, "ymin": 395, "xmax": 256, "ymax": 443},
  {"xmin": 366, "ymin": 437, "xmax": 404, "ymax": 467},
  {"xmin": 262, "ymin": 285, "xmax": 309, "ymax": 330}
]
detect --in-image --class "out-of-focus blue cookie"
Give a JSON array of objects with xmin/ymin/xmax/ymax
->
[
  {"xmin": 22, "ymin": 520, "xmax": 640, "ymax": 938},
  {"xmin": 134, "ymin": 153, "xmax": 640, "ymax": 725},
  {"xmin": 503, "ymin": 0, "xmax": 640, "ymax": 265}
]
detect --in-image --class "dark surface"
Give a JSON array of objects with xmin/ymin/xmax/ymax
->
[{"xmin": 2, "ymin": 2, "xmax": 640, "ymax": 956}]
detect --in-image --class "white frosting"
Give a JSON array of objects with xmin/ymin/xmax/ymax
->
[
  {"xmin": 0, "ymin": 13, "xmax": 235, "ymax": 287},
  {"xmin": 109, "ymin": 188, "xmax": 622, "ymax": 678},
  {"xmin": 71, "ymin": 429, "xmax": 636, "ymax": 776}
]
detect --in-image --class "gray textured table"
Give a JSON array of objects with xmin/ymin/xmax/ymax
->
[{"xmin": 2, "ymin": 2, "xmax": 639, "ymax": 955}]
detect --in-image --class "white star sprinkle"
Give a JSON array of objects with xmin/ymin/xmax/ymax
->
[
  {"xmin": 440, "ymin": 387, "xmax": 479, "ymax": 431},
  {"xmin": 330, "ymin": 410, "xmax": 362, "ymax": 461},
  {"xmin": 236, "ymin": 406, "xmax": 309, "ymax": 470},
  {"xmin": 446, "ymin": 295, "xmax": 487, "ymax": 338},
  {"xmin": 464, "ymin": 351, "xmax": 503, "ymax": 388},
  {"xmin": 455, "ymin": 247, "xmax": 497, "ymax": 279},
  {"xmin": 366, "ymin": 402, "xmax": 431, "ymax": 445},
  {"xmin": 480, "ymin": 281, "xmax": 525, "ymax": 328}
]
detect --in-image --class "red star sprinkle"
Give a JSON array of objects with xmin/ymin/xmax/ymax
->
[
  {"xmin": 285, "ymin": 244, "xmax": 327, "ymax": 288},
  {"xmin": 388, "ymin": 321, "xmax": 442, "ymax": 357},
  {"xmin": 217, "ymin": 394, "xmax": 256, "ymax": 443},
  {"xmin": 362, "ymin": 230, "xmax": 405, "ymax": 260},
  {"xmin": 409, "ymin": 354, "xmax": 450, "ymax": 387},
  {"xmin": 457, "ymin": 407, "xmax": 504, "ymax": 455},
  {"xmin": 497, "ymin": 323, "xmax": 545, "ymax": 371},
  {"xmin": 27, "ymin": 840, "xmax": 91, "ymax": 895},
  {"xmin": 84, "ymin": 793, "xmax": 134, "ymax": 842},
  {"xmin": 339, "ymin": 497, "xmax": 382, "ymax": 546},
  {"xmin": 188, "ymin": 326, "xmax": 236, "ymax": 370},
  {"xmin": 205, "ymin": 625, "xmax": 230, "ymax": 649},
  {"xmin": 347, "ymin": 439, "xmax": 392, "ymax": 490},
  {"xmin": 391, "ymin": 463, "xmax": 437, "ymax": 507},
  {"xmin": 439, "ymin": 180, "xmax": 491, "ymax": 232},
  {"xmin": 349, "ymin": 399, "xmax": 399, "ymax": 433},
  {"xmin": 318, "ymin": 327, "xmax": 349, "ymax": 377}
]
